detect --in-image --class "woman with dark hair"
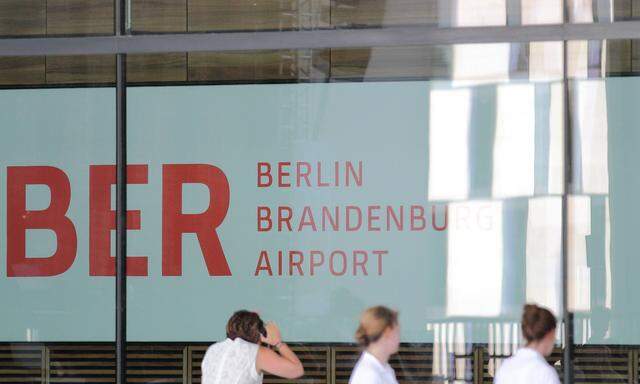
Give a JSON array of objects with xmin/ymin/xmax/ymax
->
[
  {"xmin": 349, "ymin": 306, "xmax": 400, "ymax": 384},
  {"xmin": 495, "ymin": 304, "xmax": 560, "ymax": 384},
  {"xmin": 201, "ymin": 310, "xmax": 304, "ymax": 384}
]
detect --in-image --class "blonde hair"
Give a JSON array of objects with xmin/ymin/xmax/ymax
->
[{"xmin": 355, "ymin": 306, "xmax": 398, "ymax": 347}]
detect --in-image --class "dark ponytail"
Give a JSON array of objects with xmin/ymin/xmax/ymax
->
[{"xmin": 521, "ymin": 304, "xmax": 557, "ymax": 343}]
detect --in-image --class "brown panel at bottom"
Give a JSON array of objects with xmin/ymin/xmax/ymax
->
[
  {"xmin": 0, "ymin": 344, "xmax": 43, "ymax": 384},
  {"xmin": 46, "ymin": 55, "xmax": 116, "ymax": 84},
  {"xmin": 0, "ymin": 57, "xmax": 46, "ymax": 86},
  {"xmin": 127, "ymin": 53, "xmax": 187, "ymax": 83},
  {"xmin": 0, "ymin": 343, "xmax": 637, "ymax": 384},
  {"xmin": 48, "ymin": 344, "xmax": 114, "ymax": 384}
]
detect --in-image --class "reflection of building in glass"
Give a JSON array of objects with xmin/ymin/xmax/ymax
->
[
  {"xmin": 423, "ymin": 0, "xmax": 615, "ymax": 364},
  {"xmin": 447, "ymin": 201, "xmax": 503, "ymax": 318},
  {"xmin": 428, "ymin": 88, "xmax": 470, "ymax": 201}
]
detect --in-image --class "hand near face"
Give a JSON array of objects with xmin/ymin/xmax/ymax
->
[{"xmin": 260, "ymin": 322, "xmax": 282, "ymax": 346}]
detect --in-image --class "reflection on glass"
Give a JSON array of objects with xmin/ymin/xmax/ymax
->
[
  {"xmin": 569, "ymin": 41, "xmax": 591, "ymax": 78},
  {"xmin": 548, "ymin": 84, "xmax": 565, "ymax": 194},
  {"xmin": 569, "ymin": 0, "xmax": 595, "ymax": 23},
  {"xmin": 428, "ymin": 88, "xmax": 470, "ymax": 201},
  {"xmin": 568, "ymin": 0, "xmax": 614, "ymax": 23},
  {"xmin": 524, "ymin": 0, "xmax": 564, "ymax": 83},
  {"xmin": 493, "ymin": 84, "xmax": 536, "ymax": 198},
  {"xmin": 604, "ymin": 196, "xmax": 611, "ymax": 310},
  {"xmin": 522, "ymin": 0, "xmax": 562, "ymax": 25},
  {"xmin": 454, "ymin": 0, "xmax": 506, "ymax": 27},
  {"xmin": 575, "ymin": 80, "xmax": 610, "ymax": 194},
  {"xmin": 452, "ymin": 1, "xmax": 509, "ymax": 86},
  {"xmin": 429, "ymin": 321, "xmax": 472, "ymax": 380},
  {"xmin": 446, "ymin": 201, "xmax": 503, "ymax": 317},
  {"xmin": 569, "ymin": 195, "xmax": 592, "ymax": 313},
  {"xmin": 526, "ymin": 197, "xmax": 562, "ymax": 315},
  {"xmin": 453, "ymin": 44, "xmax": 510, "ymax": 86}
]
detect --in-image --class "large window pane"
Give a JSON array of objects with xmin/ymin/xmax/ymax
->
[
  {"xmin": 125, "ymin": 43, "xmax": 563, "ymax": 383},
  {"xmin": 0, "ymin": 55, "xmax": 116, "ymax": 382}
]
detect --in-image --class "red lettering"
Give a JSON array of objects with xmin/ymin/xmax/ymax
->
[
  {"xmin": 367, "ymin": 205, "xmax": 381, "ymax": 231},
  {"xmin": 296, "ymin": 162, "xmax": 311, "ymax": 187},
  {"xmin": 317, "ymin": 161, "xmax": 330, "ymax": 187},
  {"xmin": 255, "ymin": 250, "xmax": 273, "ymax": 276},
  {"xmin": 432, "ymin": 204, "xmax": 448, "ymax": 231},
  {"xmin": 257, "ymin": 162, "xmax": 272, "ymax": 187},
  {"xmin": 330, "ymin": 250, "xmax": 347, "ymax": 276},
  {"xmin": 310, "ymin": 250, "xmax": 324, "ymax": 276},
  {"xmin": 298, "ymin": 206, "xmax": 317, "ymax": 231},
  {"xmin": 410, "ymin": 205, "xmax": 426, "ymax": 230},
  {"xmin": 277, "ymin": 162, "xmax": 291, "ymax": 187},
  {"xmin": 353, "ymin": 250, "xmax": 368, "ymax": 275},
  {"xmin": 321, "ymin": 206, "xmax": 339, "ymax": 231},
  {"xmin": 257, "ymin": 206, "xmax": 272, "ymax": 232},
  {"xmin": 386, "ymin": 206, "xmax": 404, "ymax": 231},
  {"xmin": 373, "ymin": 250, "xmax": 388, "ymax": 275},
  {"xmin": 278, "ymin": 206, "xmax": 293, "ymax": 231},
  {"xmin": 7, "ymin": 166, "xmax": 77, "ymax": 277},
  {"xmin": 89, "ymin": 165, "xmax": 149, "ymax": 276},
  {"xmin": 289, "ymin": 251, "xmax": 304, "ymax": 275},
  {"xmin": 346, "ymin": 205, "xmax": 362, "ymax": 231},
  {"xmin": 346, "ymin": 161, "xmax": 363, "ymax": 187},
  {"xmin": 162, "ymin": 164, "xmax": 231, "ymax": 276}
]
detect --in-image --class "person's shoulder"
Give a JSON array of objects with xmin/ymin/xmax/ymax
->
[
  {"xmin": 497, "ymin": 355, "xmax": 518, "ymax": 371},
  {"xmin": 349, "ymin": 356, "xmax": 382, "ymax": 384},
  {"xmin": 209, "ymin": 339, "xmax": 230, "ymax": 349},
  {"xmin": 493, "ymin": 357, "xmax": 512, "ymax": 383},
  {"xmin": 349, "ymin": 366, "xmax": 381, "ymax": 384},
  {"xmin": 204, "ymin": 340, "xmax": 230, "ymax": 355},
  {"xmin": 234, "ymin": 337, "xmax": 259, "ymax": 348},
  {"xmin": 232, "ymin": 338, "xmax": 261, "ymax": 357},
  {"xmin": 201, "ymin": 341, "xmax": 226, "ymax": 368},
  {"xmin": 537, "ymin": 362, "xmax": 560, "ymax": 383}
]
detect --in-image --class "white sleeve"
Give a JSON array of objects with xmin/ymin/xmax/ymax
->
[
  {"xmin": 249, "ymin": 344, "xmax": 261, "ymax": 380},
  {"xmin": 200, "ymin": 347, "xmax": 214, "ymax": 384},
  {"xmin": 349, "ymin": 367, "xmax": 382, "ymax": 384},
  {"xmin": 493, "ymin": 369, "xmax": 503, "ymax": 384},
  {"xmin": 543, "ymin": 366, "xmax": 561, "ymax": 384}
]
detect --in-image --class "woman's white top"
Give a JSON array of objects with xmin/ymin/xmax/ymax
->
[
  {"xmin": 349, "ymin": 351, "xmax": 399, "ymax": 384},
  {"xmin": 201, "ymin": 338, "xmax": 263, "ymax": 384},
  {"xmin": 494, "ymin": 348, "xmax": 560, "ymax": 384}
]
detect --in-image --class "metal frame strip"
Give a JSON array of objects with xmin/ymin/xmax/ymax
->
[{"xmin": 2, "ymin": 21, "xmax": 640, "ymax": 56}]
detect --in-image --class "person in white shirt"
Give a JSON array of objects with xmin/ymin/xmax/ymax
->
[
  {"xmin": 201, "ymin": 310, "xmax": 304, "ymax": 384},
  {"xmin": 349, "ymin": 306, "xmax": 400, "ymax": 384},
  {"xmin": 495, "ymin": 304, "xmax": 560, "ymax": 384}
]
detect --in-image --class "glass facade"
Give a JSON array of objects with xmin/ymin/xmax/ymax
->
[{"xmin": 2, "ymin": 1, "xmax": 640, "ymax": 383}]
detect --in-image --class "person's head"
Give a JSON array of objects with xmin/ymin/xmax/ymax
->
[
  {"xmin": 226, "ymin": 310, "xmax": 267, "ymax": 344},
  {"xmin": 522, "ymin": 304, "xmax": 557, "ymax": 356},
  {"xmin": 355, "ymin": 306, "xmax": 400, "ymax": 355}
]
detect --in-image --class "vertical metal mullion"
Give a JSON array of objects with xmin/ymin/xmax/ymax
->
[
  {"xmin": 325, "ymin": 346, "xmax": 331, "ymax": 384},
  {"xmin": 40, "ymin": 345, "xmax": 49, "ymax": 384},
  {"xmin": 116, "ymin": 51, "xmax": 127, "ymax": 384},
  {"xmin": 562, "ymin": 1, "xmax": 574, "ymax": 383},
  {"xmin": 115, "ymin": 0, "xmax": 128, "ymax": 383}
]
